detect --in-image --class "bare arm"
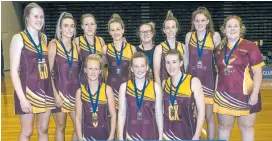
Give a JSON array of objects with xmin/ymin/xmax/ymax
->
[
  {"xmin": 48, "ymin": 40, "xmax": 62, "ymax": 107},
  {"xmin": 154, "ymin": 82, "xmax": 163, "ymax": 140},
  {"xmin": 75, "ymin": 88, "xmax": 83, "ymax": 140},
  {"xmin": 153, "ymin": 45, "xmax": 163, "ymax": 86},
  {"xmin": 99, "ymin": 37, "xmax": 106, "ymax": 51},
  {"xmin": 106, "ymin": 85, "xmax": 117, "ymax": 140},
  {"xmin": 184, "ymin": 32, "xmax": 192, "ymax": 72},
  {"xmin": 213, "ymin": 32, "xmax": 221, "ymax": 48},
  {"xmin": 10, "ymin": 34, "xmax": 32, "ymax": 113},
  {"xmin": 191, "ymin": 77, "xmax": 205, "ymax": 140},
  {"xmin": 249, "ymin": 67, "xmax": 263, "ymax": 106},
  {"xmin": 118, "ymin": 82, "xmax": 127, "ymax": 140}
]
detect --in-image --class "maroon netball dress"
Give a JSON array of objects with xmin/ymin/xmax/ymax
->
[
  {"xmin": 52, "ymin": 40, "xmax": 80, "ymax": 113},
  {"xmin": 125, "ymin": 79, "xmax": 158, "ymax": 140},
  {"xmin": 14, "ymin": 30, "xmax": 55, "ymax": 114},
  {"xmin": 80, "ymin": 82, "xmax": 110, "ymax": 140},
  {"xmin": 188, "ymin": 32, "xmax": 216, "ymax": 104},
  {"xmin": 163, "ymin": 74, "xmax": 197, "ymax": 140},
  {"xmin": 214, "ymin": 38, "xmax": 265, "ymax": 116}
]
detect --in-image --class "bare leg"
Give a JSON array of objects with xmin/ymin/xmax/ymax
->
[
  {"xmin": 217, "ymin": 114, "xmax": 235, "ymax": 141},
  {"xmin": 68, "ymin": 111, "xmax": 77, "ymax": 140},
  {"xmin": 205, "ymin": 104, "xmax": 216, "ymax": 139},
  {"xmin": 19, "ymin": 113, "xmax": 34, "ymax": 141},
  {"xmin": 53, "ymin": 112, "xmax": 67, "ymax": 141},
  {"xmin": 238, "ymin": 113, "xmax": 256, "ymax": 141},
  {"xmin": 36, "ymin": 110, "xmax": 51, "ymax": 141}
]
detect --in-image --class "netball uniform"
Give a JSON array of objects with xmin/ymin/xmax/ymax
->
[
  {"xmin": 188, "ymin": 32, "xmax": 216, "ymax": 104},
  {"xmin": 106, "ymin": 42, "xmax": 134, "ymax": 108},
  {"xmin": 160, "ymin": 41, "xmax": 184, "ymax": 82},
  {"xmin": 214, "ymin": 38, "xmax": 265, "ymax": 116},
  {"xmin": 52, "ymin": 40, "xmax": 80, "ymax": 113},
  {"xmin": 136, "ymin": 45, "xmax": 155, "ymax": 80},
  {"xmin": 78, "ymin": 35, "xmax": 104, "ymax": 85},
  {"xmin": 163, "ymin": 74, "xmax": 197, "ymax": 140},
  {"xmin": 125, "ymin": 79, "xmax": 158, "ymax": 140},
  {"xmin": 14, "ymin": 31, "xmax": 55, "ymax": 114},
  {"xmin": 80, "ymin": 82, "xmax": 110, "ymax": 140}
]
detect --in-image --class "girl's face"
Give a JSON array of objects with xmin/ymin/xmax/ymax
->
[
  {"xmin": 139, "ymin": 25, "xmax": 153, "ymax": 43},
  {"xmin": 224, "ymin": 18, "xmax": 241, "ymax": 40},
  {"xmin": 109, "ymin": 22, "xmax": 124, "ymax": 41},
  {"xmin": 61, "ymin": 18, "xmax": 75, "ymax": 39},
  {"xmin": 82, "ymin": 16, "xmax": 97, "ymax": 36},
  {"xmin": 194, "ymin": 13, "xmax": 209, "ymax": 32},
  {"xmin": 131, "ymin": 57, "xmax": 148, "ymax": 79},
  {"xmin": 163, "ymin": 20, "xmax": 178, "ymax": 39},
  {"xmin": 165, "ymin": 54, "xmax": 182, "ymax": 76},
  {"xmin": 84, "ymin": 60, "xmax": 102, "ymax": 81},
  {"xmin": 26, "ymin": 7, "xmax": 44, "ymax": 31}
]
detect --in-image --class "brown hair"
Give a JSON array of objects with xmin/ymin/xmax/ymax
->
[
  {"xmin": 84, "ymin": 53, "xmax": 105, "ymax": 82},
  {"xmin": 165, "ymin": 49, "xmax": 185, "ymax": 72},
  {"xmin": 108, "ymin": 13, "xmax": 125, "ymax": 31},
  {"xmin": 218, "ymin": 15, "xmax": 246, "ymax": 51},
  {"xmin": 23, "ymin": 2, "xmax": 44, "ymax": 32},
  {"xmin": 81, "ymin": 13, "xmax": 96, "ymax": 26},
  {"xmin": 128, "ymin": 52, "xmax": 152, "ymax": 81},
  {"xmin": 137, "ymin": 22, "xmax": 156, "ymax": 44},
  {"xmin": 190, "ymin": 7, "xmax": 214, "ymax": 34},
  {"xmin": 55, "ymin": 12, "xmax": 77, "ymax": 40},
  {"xmin": 163, "ymin": 10, "xmax": 180, "ymax": 36}
]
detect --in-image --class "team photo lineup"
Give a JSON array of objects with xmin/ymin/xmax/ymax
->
[{"xmin": 9, "ymin": 2, "xmax": 265, "ymax": 141}]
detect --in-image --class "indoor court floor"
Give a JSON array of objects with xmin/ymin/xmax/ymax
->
[{"xmin": 1, "ymin": 71, "xmax": 272, "ymax": 141}]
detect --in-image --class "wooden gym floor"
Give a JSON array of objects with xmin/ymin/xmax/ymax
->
[{"xmin": 1, "ymin": 71, "xmax": 272, "ymax": 141}]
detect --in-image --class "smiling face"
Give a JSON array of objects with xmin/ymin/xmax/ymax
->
[
  {"xmin": 224, "ymin": 18, "xmax": 241, "ymax": 41},
  {"xmin": 139, "ymin": 24, "xmax": 153, "ymax": 43},
  {"xmin": 109, "ymin": 22, "xmax": 124, "ymax": 41},
  {"xmin": 26, "ymin": 7, "xmax": 44, "ymax": 31},
  {"xmin": 82, "ymin": 16, "xmax": 97, "ymax": 36},
  {"xmin": 193, "ymin": 13, "xmax": 209, "ymax": 32},
  {"xmin": 165, "ymin": 54, "xmax": 183, "ymax": 76},
  {"xmin": 131, "ymin": 57, "xmax": 149, "ymax": 80},
  {"xmin": 84, "ymin": 60, "xmax": 102, "ymax": 81},
  {"xmin": 163, "ymin": 20, "xmax": 178, "ymax": 39},
  {"xmin": 61, "ymin": 18, "xmax": 75, "ymax": 39}
]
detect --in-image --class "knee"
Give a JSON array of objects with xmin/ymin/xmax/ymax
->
[
  {"xmin": 55, "ymin": 122, "xmax": 66, "ymax": 132},
  {"xmin": 239, "ymin": 122, "xmax": 254, "ymax": 131},
  {"xmin": 21, "ymin": 127, "xmax": 33, "ymax": 137},
  {"xmin": 218, "ymin": 122, "xmax": 233, "ymax": 131},
  {"xmin": 37, "ymin": 124, "xmax": 48, "ymax": 134}
]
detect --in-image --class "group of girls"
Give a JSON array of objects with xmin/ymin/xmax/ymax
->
[{"xmin": 10, "ymin": 2, "xmax": 264, "ymax": 141}]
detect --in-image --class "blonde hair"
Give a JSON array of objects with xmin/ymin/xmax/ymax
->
[
  {"xmin": 81, "ymin": 13, "xmax": 96, "ymax": 26},
  {"xmin": 218, "ymin": 15, "xmax": 246, "ymax": 51},
  {"xmin": 23, "ymin": 3, "xmax": 44, "ymax": 32},
  {"xmin": 108, "ymin": 13, "xmax": 125, "ymax": 31},
  {"xmin": 55, "ymin": 12, "xmax": 77, "ymax": 40},
  {"xmin": 128, "ymin": 52, "xmax": 152, "ymax": 81},
  {"xmin": 137, "ymin": 22, "xmax": 156, "ymax": 44},
  {"xmin": 163, "ymin": 10, "xmax": 180, "ymax": 35},
  {"xmin": 165, "ymin": 49, "xmax": 185, "ymax": 72},
  {"xmin": 84, "ymin": 53, "xmax": 105, "ymax": 82},
  {"xmin": 190, "ymin": 7, "xmax": 214, "ymax": 34}
]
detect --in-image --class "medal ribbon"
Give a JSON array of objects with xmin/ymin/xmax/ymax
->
[
  {"xmin": 113, "ymin": 42, "xmax": 124, "ymax": 68},
  {"xmin": 166, "ymin": 40, "xmax": 178, "ymax": 50},
  {"xmin": 224, "ymin": 38, "xmax": 240, "ymax": 66},
  {"xmin": 84, "ymin": 36, "xmax": 96, "ymax": 54},
  {"xmin": 87, "ymin": 83, "xmax": 101, "ymax": 113},
  {"xmin": 196, "ymin": 31, "xmax": 208, "ymax": 59},
  {"xmin": 25, "ymin": 29, "xmax": 43, "ymax": 61},
  {"xmin": 134, "ymin": 79, "xmax": 147, "ymax": 111},
  {"xmin": 59, "ymin": 40, "xmax": 74, "ymax": 68},
  {"xmin": 170, "ymin": 73, "xmax": 184, "ymax": 106}
]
